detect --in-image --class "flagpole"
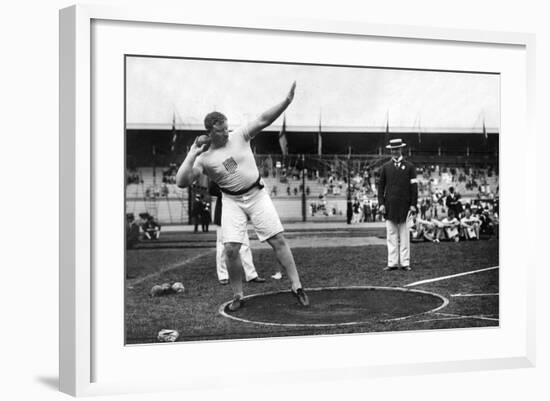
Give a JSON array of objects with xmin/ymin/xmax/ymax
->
[
  {"xmin": 346, "ymin": 146, "xmax": 352, "ymax": 225},
  {"xmin": 317, "ymin": 111, "xmax": 322, "ymax": 156},
  {"xmin": 301, "ymin": 154, "xmax": 306, "ymax": 222}
]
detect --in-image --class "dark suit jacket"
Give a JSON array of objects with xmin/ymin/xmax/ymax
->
[
  {"xmin": 377, "ymin": 159, "xmax": 418, "ymax": 223},
  {"xmin": 445, "ymin": 192, "xmax": 462, "ymax": 216}
]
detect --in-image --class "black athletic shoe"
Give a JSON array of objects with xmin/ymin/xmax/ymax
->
[
  {"xmin": 402, "ymin": 266, "xmax": 412, "ymax": 271},
  {"xmin": 292, "ymin": 288, "xmax": 310, "ymax": 306},
  {"xmin": 219, "ymin": 279, "xmax": 229, "ymax": 285},
  {"xmin": 228, "ymin": 295, "xmax": 243, "ymax": 312},
  {"xmin": 248, "ymin": 276, "xmax": 266, "ymax": 283},
  {"xmin": 383, "ymin": 266, "xmax": 398, "ymax": 271}
]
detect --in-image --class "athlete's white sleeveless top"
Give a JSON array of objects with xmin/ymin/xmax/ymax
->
[{"xmin": 194, "ymin": 126, "xmax": 260, "ymax": 193}]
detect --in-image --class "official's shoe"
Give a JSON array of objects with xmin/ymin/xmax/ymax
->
[
  {"xmin": 219, "ymin": 279, "xmax": 229, "ymax": 285},
  {"xmin": 248, "ymin": 276, "xmax": 266, "ymax": 283},
  {"xmin": 291, "ymin": 288, "xmax": 310, "ymax": 306},
  {"xmin": 383, "ymin": 266, "xmax": 398, "ymax": 271},
  {"xmin": 402, "ymin": 266, "xmax": 412, "ymax": 271},
  {"xmin": 271, "ymin": 272, "xmax": 283, "ymax": 280},
  {"xmin": 228, "ymin": 295, "xmax": 243, "ymax": 312}
]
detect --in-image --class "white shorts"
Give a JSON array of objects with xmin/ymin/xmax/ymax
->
[{"xmin": 221, "ymin": 187, "xmax": 284, "ymax": 243}]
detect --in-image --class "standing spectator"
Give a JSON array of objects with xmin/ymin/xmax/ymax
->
[
  {"xmin": 420, "ymin": 199, "xmax": 428, "ymax": 220},
  {"xmin": 445, "ymin": 186, "xmax": 462, "ymax": 218},
  {"xmin": 200, "ymin": 197, "xmax": 211, "ymax": 232},
  {"xmin": 363, "ymin": 200, "xmax": 371, "ymax": 222},
  {"xmin": 192, "ymin": 194, "xmax": 203, "ymax": 233},
  {"xmin": 371, "ymin": 202, "xmax": 378, "ymax": 222},
  {"xmin": 352, "ymin": 199, "xmax": 361, "ymax": 223},
  {"xmin": 265, "ymin": 154, "xmax": 273, "ymax": 177},
  {"xmin": 378, "ymin": 138, "xmax": 418, "ymax": 271}
]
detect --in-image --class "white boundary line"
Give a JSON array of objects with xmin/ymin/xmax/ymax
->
[
  {"xmin": 451, "ymin": 293, "xmax": 499, "ymax": 297},
  {"xmin": 127, "ymin": 249, "xmax": 214, "ymax": 286},
  {"xmin": 218, "ymin": 286, "xmax": 449, "ymax": 328},
  {"xmin": 434, "ymin": 312, "xmax": 499, "ymax": 322},
  {"xmin": 413, "ymin": 317, "xmax": 473, "ymax": 324},
  {"xmin": 412, "ymin": 316, "xmax": 499, "ymax": 324},
  {"xmin": 405, "ymin": 266, "xmax": 499, "ymax": 287}
]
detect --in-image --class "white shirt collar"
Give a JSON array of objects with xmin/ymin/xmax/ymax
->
[{"xmin": 392, "ymin": 156, "xmax": 403, "ymax": 164}]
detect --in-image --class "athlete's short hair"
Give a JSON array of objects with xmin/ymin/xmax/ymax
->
[{"xmin": 204, "ymin": 111, "xmax": 227, "ymax": 132}]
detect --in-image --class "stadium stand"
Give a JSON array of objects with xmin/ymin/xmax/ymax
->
[{"xmin": 126, "ymin": 129, "xmax": 499, "ymax": 224}]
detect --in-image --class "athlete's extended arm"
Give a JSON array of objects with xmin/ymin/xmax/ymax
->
[
  {"xmin": 246, "ymin": 81, "xmax": 296, "ymax": 139},
  {"xmin": 175, "ymin": 140, "xmax": 208, "ymax": 188}
]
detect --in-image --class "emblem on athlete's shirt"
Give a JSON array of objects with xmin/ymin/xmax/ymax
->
[{"xmin": 222, "ymin": 157, "xmax": 238, "ymax": 174}]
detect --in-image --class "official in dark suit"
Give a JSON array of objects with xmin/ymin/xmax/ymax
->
[{"xmin": 377, "ymin": 138, "xmax": 418, "ymax": 271}]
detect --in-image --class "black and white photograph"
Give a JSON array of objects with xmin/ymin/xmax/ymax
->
[
  {"xmin": 125, "ymin": 55, "xmax": 499, "ymax": 344},
  {"xmin": 7, "ymin": 0, "xmax": 550, "ymax": 399}
]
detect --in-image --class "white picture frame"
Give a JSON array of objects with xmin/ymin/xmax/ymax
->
[{"xmin": 59, "ymin": 4, "xmax": 536, "ymax": 397}]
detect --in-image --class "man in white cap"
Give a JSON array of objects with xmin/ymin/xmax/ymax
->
[{"xmin": 377, "ymin": 138, "xmax": 418, "ymax": 271}]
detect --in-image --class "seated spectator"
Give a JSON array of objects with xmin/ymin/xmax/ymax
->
[
  {"xmin": 413, "ymin": 209, "xmax": 441, "ymax": 243},
  {"xmin": 409, "ymin": 212, "xmax": 423, "ymax": 241},
  {"xmin": 126, "ymin": 213, "xmax": 140, "ymax": 249},
  {"xmin": 141, "ymin": 213, "xmax": 161, "ymax": 240},
  {"xmin": 460, "ymin": 208, "xmax": 480, "ymax": 240},
  {"xmin": 478, "ymin": 208, "xmax": 497, "ymax": 236},
  {"xmin": 441, "ymin": 209, "xmax": 461, "ymax": 242},
  {"xmin": 492, "ymin": 210, "xmax": 499, "ymax": 238}
]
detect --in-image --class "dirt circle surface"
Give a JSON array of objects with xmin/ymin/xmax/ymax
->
[{"xmin": 220, "ymin": 286, "xmax": 448, "ymax": 327}]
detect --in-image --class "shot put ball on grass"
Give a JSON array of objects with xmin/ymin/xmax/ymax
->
[
  {"xmin": 172, "ymin": 282, "xmax": 185, "ymax": 293},
  {"xmin": 150, "ymin": 285, "xmax": 164, "ymax": 297}
]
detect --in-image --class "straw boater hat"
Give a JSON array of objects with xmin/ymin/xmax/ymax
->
[{"xmin": 386, "ymin": 138, "xmax": 407, "ymax": 149}]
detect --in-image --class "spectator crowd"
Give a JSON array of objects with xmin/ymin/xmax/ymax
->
[{"xmin": 410, "ymin": 186, "xmax": 499, "ymax": 243}]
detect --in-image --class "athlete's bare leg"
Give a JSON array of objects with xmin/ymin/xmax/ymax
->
[
  {"xmin": 224, "ymin": 242, "xmax": 244, "ymax": 298},
  {"xmin": 266, "ymin": 233, "xmax": 302, "ymax": 291}
]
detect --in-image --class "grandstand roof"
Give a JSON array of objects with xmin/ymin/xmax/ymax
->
[{"xmin": 126, "ymin": 122, "xmax": 499, "ymax": 134}]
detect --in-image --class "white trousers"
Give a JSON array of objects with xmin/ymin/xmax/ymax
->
[
  {"xmin": 386, "ymin": 220, "xmax": 410, "ymax": 268},
  {"xmin": 216, "ymin": 227, "xmax": 258, "ymax": 281}
]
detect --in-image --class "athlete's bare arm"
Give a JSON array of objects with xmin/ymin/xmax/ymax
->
[
  {"xmin": 175, "ymin": 140, "xmax": 208, "ymax": 188},
  {"xmin": 246, "ymin": 81, "xmax": 296, "ymax": 139}
]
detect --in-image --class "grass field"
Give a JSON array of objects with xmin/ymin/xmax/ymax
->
[{"xmin": 125, "ymin": 224, "xmax": 499, "ymax": 344}]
